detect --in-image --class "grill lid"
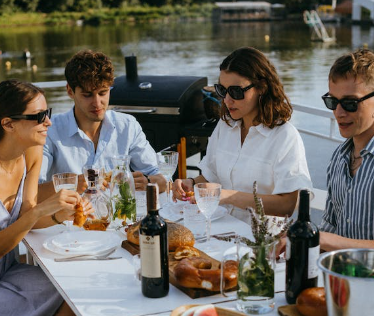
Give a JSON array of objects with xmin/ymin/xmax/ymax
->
[{"xmin": 109, "ymin": 75, "xmax": 207, "ymax": 108}]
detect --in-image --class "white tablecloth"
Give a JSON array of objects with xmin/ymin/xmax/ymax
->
[{"xmin": 22, "ymin": 212, "xmax": 313, "ymax": 316}]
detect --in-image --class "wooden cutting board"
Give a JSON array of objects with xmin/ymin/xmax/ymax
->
[
  {"xmin": 122, "ymin": 240, "xmax": 235, "ymax": 299},
  {"xmin": 278, "ymin": 305, "xmax": 302, "ymax": 316}
]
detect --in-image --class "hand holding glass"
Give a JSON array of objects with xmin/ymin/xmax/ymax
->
[{"xmin": 52, "ymin": 172, "xmax": 78, "ymax": 230}]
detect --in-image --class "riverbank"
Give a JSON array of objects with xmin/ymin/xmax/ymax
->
[{"xmin": 0, "ymin": 4, "xmax": 215, "ymax": 27}]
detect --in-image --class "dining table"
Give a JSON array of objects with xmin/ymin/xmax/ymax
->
[{"xmin": 22, "ymin": 201, "xmax": 322, "ymax": 316}]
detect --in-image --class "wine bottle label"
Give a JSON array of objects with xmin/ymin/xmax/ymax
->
[
  {"xmin": 139, "ymin": 235, "xmax": 161, "ymax": 278},
  {"xmin": 308, "ymin": 245, "xmax": 320, "ymax": 279}
]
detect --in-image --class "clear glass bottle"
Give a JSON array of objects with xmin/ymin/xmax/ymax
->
[
  {"xmin": 82, "ymin": 168, "xmax": 111, "ymax": 231},
  {"xmin": 110, "ymin": 155, "xmax": 137, "ymax": 225}
]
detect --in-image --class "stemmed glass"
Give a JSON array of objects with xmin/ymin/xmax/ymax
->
[
  {"xmin": 156, "ymin": 151, "xmax": 179, "ymax": 206},
  {"xmin": 52, "ymin": 172, "xmax": 78, "ymax": 230},
  {"xmin": 194, "ymin": 183, "xmax": 221, "ymax": 252}
]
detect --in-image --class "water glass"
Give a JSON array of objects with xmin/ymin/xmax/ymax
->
[
  {"xmin": 133, "ymin": 254, "xmax": 141, "ymax": 281},
  {"xmin": 52, "ymin": 172, "xmax": 78, "ymax": 192},
  {"xmin": 194, "ymin": 182, "xmax": 221, "ymax": 251},
  {"xmin": 135, "ymin": 191, "xmax": 147, "ymax": 220},
  {"xmin": 52, "ymin": 172, "xmax": 78, "ymax": 230},
  {"xmin": 183, "ymin": 204, "xmax": 207, "ymax": 240},
  {"xmin": 156, "ymin": 151, "xmax": 179, "ymax": 205}
]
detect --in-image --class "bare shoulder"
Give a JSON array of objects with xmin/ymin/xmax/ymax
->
[{"xmin": 24, "ymin": 145, "xmax": 43, "ymax": 172}]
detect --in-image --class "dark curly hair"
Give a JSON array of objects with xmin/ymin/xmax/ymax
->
[
  {"xmin": 219, "ymin": 47, "xmax": 292, "ymax": 129},
  {"xmin": 0, "ymin": 79, "xmax": 44, "ymax": 140},
  {"xmin": 65, "ymin": 50, "xmax": 114, "ymax": 92},
  {"xmin": 329, "ymin": 48, "xmax": 374, "ymax": 87}
]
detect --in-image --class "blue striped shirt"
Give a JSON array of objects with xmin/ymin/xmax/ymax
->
[{"xmin": 320, "ymin": 137, "xmax": 374, "ymax": 239}]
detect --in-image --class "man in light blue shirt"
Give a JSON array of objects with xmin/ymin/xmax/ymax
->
[{"xmin": 38, "ymin": 50, "xmax": 166, "ymax": 200}]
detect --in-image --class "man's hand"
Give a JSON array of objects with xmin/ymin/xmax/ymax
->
[{"xmin": 132, "ymin": 171, "xmax": 148, "ymax": 191}]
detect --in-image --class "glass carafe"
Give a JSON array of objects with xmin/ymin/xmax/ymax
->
[
  {"xmin": 82, "ymin": 169, "xmax": 111, "ymax": 231},
  {"xmin": 110, "ymin": 155, "xmax": 137, "ymax": 226}
]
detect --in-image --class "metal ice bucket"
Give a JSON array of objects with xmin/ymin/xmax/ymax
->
[{"xmin": 317, "ymin": 248, "xmax": 374, "ymax": 316}]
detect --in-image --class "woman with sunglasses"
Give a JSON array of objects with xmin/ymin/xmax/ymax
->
[
  {"xmin": 0, "ymin": 79, "xmax": 89, "ymax": 316},
  {"xmin": 173, "ymin": 47, "xmax": 312, "ymax": 223}
]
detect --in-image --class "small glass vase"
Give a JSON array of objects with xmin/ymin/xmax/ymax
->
[
  {"xmin": 110, "ymin": 155, "xmax": 137, "ymax": 227},
  {"xmin": 236, "ymin": 241, "xmax": 277, "ymax": 315}
]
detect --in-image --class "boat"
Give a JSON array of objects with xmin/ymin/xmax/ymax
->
[{"xmin": 212, "ymin": 1, "xmax": 286, "ymax": 22}]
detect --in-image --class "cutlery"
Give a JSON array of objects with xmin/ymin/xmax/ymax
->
[
  {"xmin": 55, "ymin": 256, "xmax": 122, "ymax": 262},
  {"xmin": 54, "ymin": 248, "xmax": 119, "ymax": 262},
  {"xmin": 195, "ymin": 231, "xmax": 235, "ymax": 242}
]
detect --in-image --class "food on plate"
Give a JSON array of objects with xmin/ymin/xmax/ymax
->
[
  {"xmin": 174, "ymin": 246, "xmax": 200, "ymax": 260},
  {"xmin": 127, "ymin": 220, "xmax": 195, "ymax": 251},
  {"xmin": 180, "ymin": 304, "xmax": 218, "ymax": 316},
  {"xmin": 174, "ymin": 257, "xmax": 238, "ymax": 292},
  {"xmin": 296, "ymin": 287, "xmax": 327, "ymax": 316},
  {"xmin": 73, "ymin": 203, "xmax": 86, "ymax": 227}
]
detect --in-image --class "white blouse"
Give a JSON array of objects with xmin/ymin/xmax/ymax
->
[{"xmin": 198, "ymin": 119, "xmax": 313, "ymax": 223}]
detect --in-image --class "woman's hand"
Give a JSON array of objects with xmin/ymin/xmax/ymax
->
[
  {"xmin": 172, "ymin": 178, "xmax": 194, "ymax": 202},
  {"xmin": 276, "ymin": 236, "xmax": 287, "ymax": 260},
  {"xmin": 38, "ymin": 189, "xmax": 82, "ymax": 220}
]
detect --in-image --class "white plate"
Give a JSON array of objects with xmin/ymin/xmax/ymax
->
[
  {"xmin": 43, "ymin": 231, "xmax": 122, "ymax": 257},
  {"xmin": 159, "ymin": 202, "xmax": 228, "ymax": 222}
]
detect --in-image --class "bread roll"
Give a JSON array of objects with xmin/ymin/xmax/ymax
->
[
  {"xmin": 174, "ymin": 257, "xmax": 238, "ymax": 292},
  {"xmin": 296, "ymin": 287, "xmax": 327, "ymax": 316},
  {"xmin": 127, "ymin": 220, "xmax": 195, "ymax": 251},
  {"xmin": 174, "ymin": 246, "xmax": 200, "ymax": 260}
]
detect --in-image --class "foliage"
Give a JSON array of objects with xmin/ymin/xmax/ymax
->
[
  {"xmin": 113, "ymin": 181, "xmax": 136, "ymax": 222},
  {"xmin": 240, "ymin": 181, "xmax": 293, "ymax": 247}
]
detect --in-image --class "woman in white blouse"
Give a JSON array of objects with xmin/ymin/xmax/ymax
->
[{"xmin": 173, "ymin": 47, "xmax": 312, "ymax": 223}]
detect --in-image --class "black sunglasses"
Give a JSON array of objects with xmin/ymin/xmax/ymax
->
[
  {"xmin": 214, "ymin": 83, "xmax": 255, "ymax": 100},
  {"xmin": 9, "ymin": 108, "xmax": 52, "ymax": 124},
  {"xmin": 322, "ymin": 91, "xmax": 374, "ymax": 112}
]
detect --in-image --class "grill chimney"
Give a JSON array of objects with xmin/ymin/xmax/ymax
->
[{"xmin": 125, "ymin": 54, "xmax": 138, "ymax": 80}]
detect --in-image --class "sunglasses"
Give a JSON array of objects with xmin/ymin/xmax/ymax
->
[
  {"xmin": 322, "ymin": 91, "xmax": 374, "ymax": 112},
  {"xmin": 9, "ymin": 108, "xmax": 52, "ymax": 124},
  {"xmin": 214, "ymin": 83, "xmax": 255, "ymax": 100}
]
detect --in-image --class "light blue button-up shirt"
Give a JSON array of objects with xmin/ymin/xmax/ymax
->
[{"xmin": 39, "ymin": 108, "xmax": 159, "ymax": 182}]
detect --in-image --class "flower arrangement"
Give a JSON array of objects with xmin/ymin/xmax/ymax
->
[{"xmin": 240, "ymin": 181, "xmax": 293, "ymax": 247}]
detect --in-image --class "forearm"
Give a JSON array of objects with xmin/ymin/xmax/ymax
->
[
  {"xmin": 320, "ymin": 232, "xmax": 374, "ymax": 252},
  {"xmin": 221, "ymin": 190, "xmax": 298, "ymax": 217},
  {"xmin": 37, "ymin": 181, "xmax": 55, "ymax": 203},
  {"xmin": 0, "ymin": 208, "xmax": 40, "ymax": 257}
]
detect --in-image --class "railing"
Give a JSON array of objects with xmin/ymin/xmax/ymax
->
[{"xmin": 292, "ymin": 103, "xmax": 344, "ymax": 143}]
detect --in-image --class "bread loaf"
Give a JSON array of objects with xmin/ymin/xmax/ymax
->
[
  {"xmin": 296, "ymin": 287, "xmax": 327, "ymax": 316},
  {"xmin": 127, "ymin": 220, "xmax": 195, "ymax": 251}
]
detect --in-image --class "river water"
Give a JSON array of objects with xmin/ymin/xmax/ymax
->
[
  {"xmin": 0, "ymin": 20, "xmax": 372, "ymax": 138},
  {"xmin": 1, "ymin": 20, "xmax": 372, "ymax": 201}
]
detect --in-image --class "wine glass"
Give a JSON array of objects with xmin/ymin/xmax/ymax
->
[
  {"xmin": 156, "ymin": 151, "xmax": 179, "ymax": 206},
  {"xmin": 194, "ymin": 183, "xmax": 221, "ymax": 252},
  {"xmin": 52, "ymin": 172, "xmax": 78, "ymax": 230}
]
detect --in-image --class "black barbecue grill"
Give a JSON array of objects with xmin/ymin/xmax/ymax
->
[{"xmin": 109, "ymin": 56, "xmax": 219, "ymax": 169}]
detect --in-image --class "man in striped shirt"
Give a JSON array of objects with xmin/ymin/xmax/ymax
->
[{"xmin": 319, "ymin": 48, "xmax": 374, "ymax": 251}]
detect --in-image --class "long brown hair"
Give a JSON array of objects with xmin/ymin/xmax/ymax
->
[
  {"xmin": 0, "ymin": 79, "xmax": 44, "ymax": 140},
  {"xmin": 219, "ymin": 47, "xmax": 292, "ymax": 128}
]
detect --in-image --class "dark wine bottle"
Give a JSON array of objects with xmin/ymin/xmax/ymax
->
[
  {"xmin": 139, "ymin": 183, "xmax": 169, "ymax": 298},
  {"xmin": 285, "ymin": 189, "xmax": 320, "ymax": 304}
]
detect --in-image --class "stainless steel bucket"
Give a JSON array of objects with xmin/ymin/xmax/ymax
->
[{"xmin": 317, "ymin": 248, "xmax": 374, "ymax": 316}]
